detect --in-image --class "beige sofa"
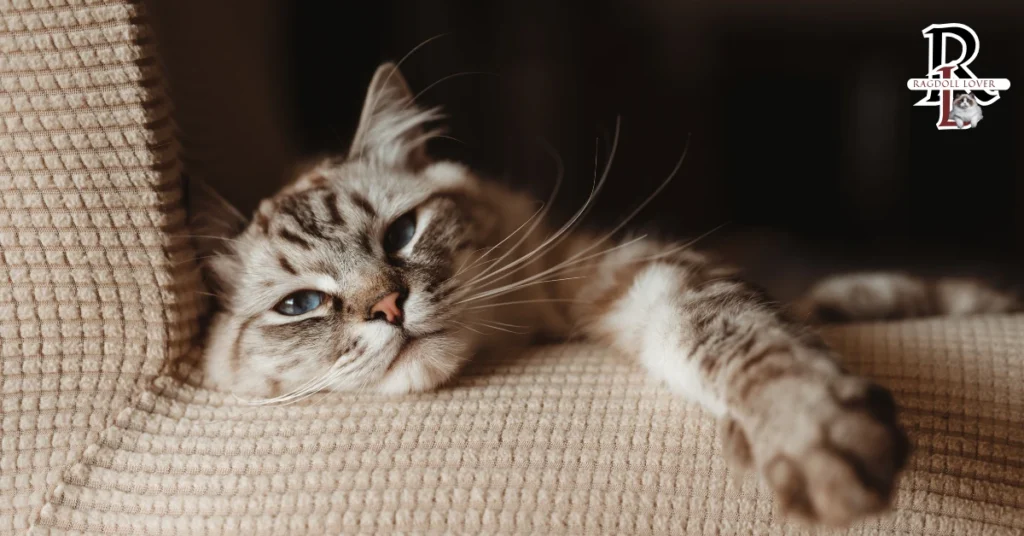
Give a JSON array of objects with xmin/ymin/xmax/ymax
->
[{"xmin": 1, "ymin": 2, "xmax": 1022, "ymax": 534}]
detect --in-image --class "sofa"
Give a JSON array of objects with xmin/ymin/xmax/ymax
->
[{"xmin": 1, "ymin": 1, "xmax": 1022, "ymax": 534}]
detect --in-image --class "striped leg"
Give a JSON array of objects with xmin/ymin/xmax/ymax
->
[{"xmin": 562, "ymin": 239, "xmax": 911, "ymax": 525}]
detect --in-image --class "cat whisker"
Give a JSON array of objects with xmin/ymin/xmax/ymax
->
[
  {"xmin": 462, "ymin": 161, "xmax": 566, "ymax": 287},
  {"xmin": 475, "ymin": 319, "xmax": 529, "ymax": 329},
  {"xmin": 450, "ymin": 320, "xmax": 486, "ymax": 335},
  {"xmin": 450, "ymin": 203, "xmax": 547, "ymax": 287},
  {"xmin": 455, "ymin": 276, "xmax": 587, "ymax": 305},
  {"xmin": 361, "ymin": 33, "xmax": 450, "ymax": 160},
  {"xmin": 635, "ymin": 222, "xmax": 729, "ymax": 263},
  {"xmin": 464, "ymin": 119, "xmax": 621, "ymax": 290},
  {"xmin": 188, "ymin": 176, "xmax": 249, "ymax": 226},
  {"xmin": 464, "ymin": 234, "xmax": 650, "ymax": 307},
  {"xmin": 475, "ymin": 131, "xmax": 691, "ymax": 300},
  {"xmin": 432, "ymin": 134, "xmax": 467, "ymax": 145},
  {"xmin": 464, "ymin": 298, "xmax": 590, "ymax": 311},
  {"xmin": 409, "ymin": 71, "xmax": 500, "ymax": 108},
  {"xmin": 169, "ymin": 233, "xmax": 245, "ymax": 245},
  {"xmin": 465, "ymin": 320, "xmax": 531, "ymax": 335},
  {"xmin": 242, "ymin": 353, "xmax": 356, "ymax": 407},
  {"xmin": 461, "ymin": 133, "xmax": 575, "ymax": 288},
  {"xmin": 173, "ymin": 254, "xmax": 223, "ymax": 267}
]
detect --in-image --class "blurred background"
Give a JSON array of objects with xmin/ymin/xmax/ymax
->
[{"xmin": 146, "ymin": 0, "xmax": 1023, "ymax": 298}]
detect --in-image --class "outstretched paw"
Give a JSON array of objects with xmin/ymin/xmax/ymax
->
[{"xmin": 725, "ymin": 375, "xmax": 911, "ymax": 526}]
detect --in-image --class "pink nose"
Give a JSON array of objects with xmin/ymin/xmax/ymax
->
[{"xmin": 369, "ymin": 292, "xmax": 403, "ymax": 325}]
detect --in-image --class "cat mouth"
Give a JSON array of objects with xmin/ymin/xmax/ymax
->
[{"xmin": 385, "ymin": 329, "xmax": 446, "ymax": 372}]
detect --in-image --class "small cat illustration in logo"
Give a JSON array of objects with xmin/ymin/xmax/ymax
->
[{"xmin": 949, "ymin": 92, "xmax": 983, "ymax": 129}]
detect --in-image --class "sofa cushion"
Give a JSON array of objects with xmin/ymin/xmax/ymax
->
[
  {"xmin": 0, "ymin": 1, "xmax": 201, "ymax": 532},
  {"xmin": 26, "ymin": 316, "xmax": 1024, "ymax": 535}
]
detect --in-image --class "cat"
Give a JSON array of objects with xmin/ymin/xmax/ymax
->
[
  {"xmin": 194, "ymin": 63, "xmax": 1018, "ymax": 526},
  {"xmin": 950, "ymin": 92, "xmax": 983, "ymax": 129}
]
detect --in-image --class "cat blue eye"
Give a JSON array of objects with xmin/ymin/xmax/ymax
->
[
  {"xmin": 274, "ymin": 290, "xmax": 325, "ymax": 316},
  {"xmin": 384, "ymin": 212, "xmax": 417, "ymax": 253}
]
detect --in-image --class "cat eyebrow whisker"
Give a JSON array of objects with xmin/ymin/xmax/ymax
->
[
  {"xmin": 407, "ymin": 71, "xmax": 500, "ymax": 109},
  {"xmin": 360, "ymin": 33, "xmax": 449, "ymax": 160}
]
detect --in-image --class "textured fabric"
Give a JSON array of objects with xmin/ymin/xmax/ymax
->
[
  {"xmin": 1, "ymin": 2, "xmax": 1023, "ymax": 535},
  {"xmin": 11, "ymin": 318, "xmax": 1024, "ymax": 535},
  {"xmin": 0, "ymin": 0, "xmax": 201, "ymax": 533}
]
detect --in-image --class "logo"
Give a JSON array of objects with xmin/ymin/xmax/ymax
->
[{"xmin": 906, "ymin": 23, "xmax": 1010, "ymax": 130}]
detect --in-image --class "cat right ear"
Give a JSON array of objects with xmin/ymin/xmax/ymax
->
[{"xmin": 348, "ymin": 62, "xmax": 442, "ymax": 170}]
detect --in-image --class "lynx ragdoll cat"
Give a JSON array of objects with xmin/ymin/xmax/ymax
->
[
  {"xmin": 197, "ymin": 63, "xmax": 1018, "ymax": 526},
  {"xmin": 950, "ymin": 92, "xmax": 983, "ymax": 129}
]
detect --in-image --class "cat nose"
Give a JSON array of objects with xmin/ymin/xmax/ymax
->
[{"xmin": 368, "ymin": 291, "xmax": 404, "ymax": 325}]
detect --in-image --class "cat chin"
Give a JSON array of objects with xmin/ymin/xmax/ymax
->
[{"xmin": 373, "ymin": 331, "xmax": 470, "ymax": 394}]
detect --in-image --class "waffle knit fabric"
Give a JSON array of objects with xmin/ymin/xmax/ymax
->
[{"xmin": 0, "ymin": 1, "xmax": 1022, "ymax": 534}]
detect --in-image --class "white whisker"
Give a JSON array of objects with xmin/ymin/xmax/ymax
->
[
  {"xmin": 451, "ymin": 320, "xmax": 486, "ymax": 335},
  {"xmin": 456, "ymin": 276, "xmax": 587, "ymax": 305},
  {"xmin": 361, "ymin": 34, "xmax": 450, "ymax": 159},
  {"xmin": 464, "ymin": 234, "xmax": 649, "ymax": 307},
  {"xmin": 465, "ymin": 298, "xmax": 589, "ymax": 311},
  {"xmin": 476, "ymin": 319, "xmax": 528, "ymax": 329},
  {"xmin": 409, "ymin": 71, "xmax": 499, "ymax": 107},
  {"xmin": 464, "ymin": 119, "xmax": 622, "ymax": 291},
  {"xmin": 465, "ymin": 320, "xmax": 530, "ymax": 335},
  {"xmin": 473, "ymin": 132, "xmax": 692, "ymax": 301},
  {"xmin": 445, "ymin": 204, "xmax": 545, "ymax": 286},
  {"xmin": 461, "ymin": 148, "xmax": 565, "ymax": 288}
]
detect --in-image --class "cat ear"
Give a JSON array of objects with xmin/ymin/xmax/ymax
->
[
  {"xmin": 186, "ymin": 177, "xmax": 248, "ymax": 296},
  {"xmin": 349, "ymin": 62, "xmax": 442, "ymax": 170}
]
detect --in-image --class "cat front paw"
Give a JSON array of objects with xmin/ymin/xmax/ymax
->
[{"xmin": 723, "ymin": 375, "xmax": 911, "ymax": 526}]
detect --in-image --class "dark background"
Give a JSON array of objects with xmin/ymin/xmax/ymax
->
[{"xmin": 148, "ymin": 1, "xmax": 1024, "ymax": 296}]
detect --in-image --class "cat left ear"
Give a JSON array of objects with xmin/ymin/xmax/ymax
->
[
  {"xmin": 186, "ymin": 177, "xmax": 248, "ymax": 295},
  {"xmin": 349, "ymin": 62, "xmax": 442, "ymax": 170}
]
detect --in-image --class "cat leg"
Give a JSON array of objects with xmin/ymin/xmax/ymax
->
[
  {"xmin": 955, "ymin": 117, "xmax": 965, "ymax": 128},
  {"xmin": 560, "ymin": 241, "xmax": 910, "ymax": 525},
  {"xmin": 796, "ymin": 272, "xmax": 1018, "ymax": 323},
  {"xmin": 971, "ymin": 115, "xmax": 982, "ymax": 128}
]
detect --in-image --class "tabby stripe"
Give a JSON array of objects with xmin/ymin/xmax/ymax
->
[
  {"xmin": 231, "ymin": 315, "xmax": 260, "ymax": 372},
  {"xmin": 278, "ymin": 256, "xmax": 298, "ymax": 275},
  {"xmin": 279, "ymin": 229, "xmax": 312, "ymax": 249},
  {"xmin": 736, "ymin": 362, "xmax": 793, "ymax": 402},
  {"xmin": 351, "ymin": 193, "xmax": 376, "ymax": 217},
  {"xmin": 358, "ymin": 232, "xmax": 373, "ymax": 254},
  {"xmin": 324, "ymin": 192, "xmax": 345, "ymax": 225},
  {"xmin": 261, "ymin": 317, "xmax": 327, "ymax": 340},
  {"xmin": 736, "ymin": 342, "xmax": 791, "ymax": 375},
  {"xmin": 281, "ymin": 196, "xmax": 326, "ymax": 239}
]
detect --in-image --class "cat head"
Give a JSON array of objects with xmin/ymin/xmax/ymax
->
[
  {"xmin": 199, "ymin": 63, "xmax": 497, "ymax": 398},
  {"xmin": 954, "ymin": 93, "xmax": 978, "ymax": 109}
]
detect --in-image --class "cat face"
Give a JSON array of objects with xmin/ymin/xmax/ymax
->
[
  {"xmin": 955, "ymin": 93, "xmax": 977, "ymax": 109},
  {"xmin": 202, "ymin": 64, "xmax": 495, "ymax": 397}
]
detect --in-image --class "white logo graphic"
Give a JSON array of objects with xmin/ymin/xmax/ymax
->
[{"xmin": 905, "ymin": 23, "xmax": 1010, "ymax": 129}]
